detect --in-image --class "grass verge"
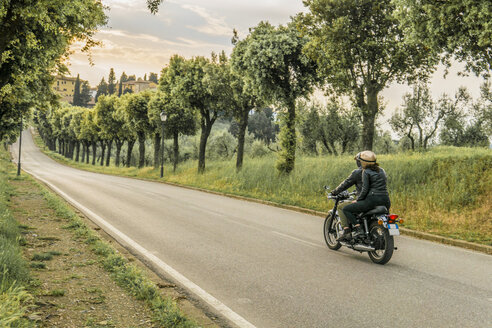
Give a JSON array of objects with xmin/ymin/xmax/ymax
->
[
  {"xmin": 0, "ymin": 148, "xmax": 33, "ymax": 327},
  {"xmin": 33, "ymin": 132, "xmax": 492, "ymax": 246},
  {"xmin": 3, "ymin": 144, "xmax": 198, "ymax": 327}
]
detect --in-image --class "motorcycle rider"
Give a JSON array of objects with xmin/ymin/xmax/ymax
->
[
  {"xmin": 342, "ymin": 150, "xmax": 391, "ymax": 239},
  {"xmin": 330, "ymin": 153, "xmax": 364, "ymax": 241}
]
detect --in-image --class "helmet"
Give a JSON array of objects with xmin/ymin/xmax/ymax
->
[{"xmin": 357, "ymin": 150, "xmax": 376, "ymax": 165}]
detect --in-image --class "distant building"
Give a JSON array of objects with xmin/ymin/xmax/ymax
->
[
  {"xmin": 122, "ymin": 78, "xmax": 157, "ymax": 94},
  {"xmin": 52, "ymin": 76, "xmax": 81, "ymax": 103}
]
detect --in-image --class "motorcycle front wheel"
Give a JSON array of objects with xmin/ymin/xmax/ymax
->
[
  {"xmin": 323, "ymin": 215, "xmax": 342, "ymax": 250},
  {"xmin": 368, "ymin": 221, "xmax": 394, "ymax": 265}
]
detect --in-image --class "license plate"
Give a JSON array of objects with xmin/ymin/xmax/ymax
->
[{"xmin": 388, "ymin": 224, "xmax": 400, "ymax": 236}]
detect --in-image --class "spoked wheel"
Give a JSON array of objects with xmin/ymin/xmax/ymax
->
[
  {"xmin": 368, "ymin": 221, "xmax": 394, "ymax": 265},
  {"xmin": 323, "ymin": 215, "xmax": 342, "ymax": 250}
]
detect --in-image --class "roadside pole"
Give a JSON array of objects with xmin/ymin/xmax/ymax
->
[{"xmin": 17, "ymin": 118, "xmax": 22, "ymax": 176}]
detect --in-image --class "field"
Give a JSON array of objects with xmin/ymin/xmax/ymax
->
[{"xmin": 32, "ymin": 133, "xmax": 492, "ymax": 245}]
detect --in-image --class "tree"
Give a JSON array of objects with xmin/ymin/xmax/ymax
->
[
  {"xmin": 391, "ymin": 84, "xmax": 470, "ymax": 150},
  {"xmin": 173, "ymin": 54, "xmax": 231, "ymax": 173},
  {"xmin": 395, "ymin": 0, "xmax": 491, "ymax": 77},
  {"xmin": 245, "ymin": 108, "xmax": 279, "ymax": 145},
  {"xmin": 115, "ymin": 94, "xmax": 137, "ymax": 167},
  {"xmin": 154, "ymin": 55, "xmax": 197, "ymax": 171},
  {"xmin": 95, "ymin": 77, "xmax": 108, "ymax": 102},
  {"xmin": 440, "ymin": 82, "xmax": 491, "ymax": 147},
  {"xmin": 78, "ymin": 108, "xmax": 99, "ymax": 165},
  {"xmin": 118, "ymin": 72, "xmax": 128, "ymax": 96},
  {"xmin": 299, "ymin": 102, "xmax": 321, "ymax": 155},
  {"xmin": 94, "ymin": 95, "xmax": 120, "ymax": 166},
  {"xmin": 80, "ymin": 81, "xmax": 92, "ymax": 107},
  {"xmin": 148, "ymin": 72, "xmax": 159, "ymax": 84},
  {"xmin": 0, "ymin": 0, "xmax": 106, "ymax": 140},
  {"xmin": 232, "ymin": 21, "xmax": 319, "ymax": 174},
  {"xmin": 299, "ymin": 0, "xmax": 438, "ymax": 150},
  {"xmin": 124, "ymin": 91, "xmax": 153, "ymax": 168},
  {"xmin": 127, "ymin": 75, "xmax": 136, "ymax": 81},
  {"xmin": 230, "ymin": 43, "xmax": 263, "ymax": 170},
  {"xmin": 108, "ymin": 68, "xmax": 117, "ymax": 95},
  {"xmin": 73, "ymin": 74, "xmax": 81, "ymax": 106}
]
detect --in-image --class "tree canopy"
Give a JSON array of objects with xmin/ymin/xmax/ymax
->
[
  {"xmin": 0, "ymin": 0, "xmax": 106, "ymax": 141},
  {"xmin": 395, "ymin": 0, "xmax": 492, "ymax": 77},
  {"xmin": 232, "ymin": 21, "xmax": 319, "ymax": 173},
  {"xmin": 299, "ymin": 0, "xmax": 438, "ymax": 150}
]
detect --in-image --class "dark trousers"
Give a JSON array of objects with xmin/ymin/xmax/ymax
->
[{"xmin": 342, "ymin": 195, "xmax": 391, "ymax": 226}]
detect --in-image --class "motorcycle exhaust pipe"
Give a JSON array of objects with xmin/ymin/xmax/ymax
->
[{"xmin": 353, "ymin": 244, "xmax": 375, "ymax": 252}]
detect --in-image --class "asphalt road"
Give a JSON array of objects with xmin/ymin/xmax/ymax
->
[{"xmin": 12, "ymin": 130, "xmax": 492, "ymax": 328}]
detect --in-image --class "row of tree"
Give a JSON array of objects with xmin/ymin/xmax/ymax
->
[{"xmin": 4, "ymin": 0, "xmax": 491, "ymax": 175}]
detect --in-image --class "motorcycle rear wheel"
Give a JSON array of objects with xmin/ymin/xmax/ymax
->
[
  {"xmin": 324, "ymin": 215, "xmax": 342, "ymax": 250},
  {"xmin": 368, "ymin": 221, "xmax": 394, "ymax": 265}
]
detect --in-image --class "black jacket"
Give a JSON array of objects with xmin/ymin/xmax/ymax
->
[
  {"xmin": 332, "ymin": 168, "xmax": 363, "ymax": 196},
  {"xmin": 357, "ymin": 168, "xmax": 389, "ymax": 201}
]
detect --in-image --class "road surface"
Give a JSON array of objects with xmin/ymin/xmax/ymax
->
[{"xmin": 12, "ymin": 130, "xmax": 492, "ymax": 328}]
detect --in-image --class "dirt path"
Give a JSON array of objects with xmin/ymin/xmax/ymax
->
[{"xmin": 9, "ymin": 176, "xmax": 218, "ymax": 328}]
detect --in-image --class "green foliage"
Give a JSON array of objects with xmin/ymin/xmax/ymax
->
[
  {"xmin": 0, "ymin": 0, "xmax": 106, "ymax": 140},
  {"xmin": 232, "ymin": 21, "xmax": 319, "ymax": 174},
  {"xmin": 391, "ymin": 84, "xmax": 471, "ymax": 149},
  {"xmin": 300, "ymin": 0, "xmax": 438, "ymax": 150},
  {"xmin": 395, "ymin": 0, "xmax": 492, "ymax": 77},
  {"xmin": 0, "ymin": 280, "xmax": 33, "ymax": 328},
  {"xmin": 73, "ymin": 74, "xmax": 81, "ymax": 106},
  {"xmin": 0, "ymin": 149, "xmax": 32, "ymax": 326},
  {"xmin": 95, "ymin": 77, "xmax": 109, "ymax": 102},
  {"xmin": 107, "ymin": 68, "xmax": 117, "ymax": 95}
]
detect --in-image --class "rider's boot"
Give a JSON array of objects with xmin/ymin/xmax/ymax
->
[
  {"xmin": 337, "ymin": 228, "xmax": 352, "ymax": 241},
  {"xmin": 352, "ymin": 224, "xmax": 365, "ymax": 238}
]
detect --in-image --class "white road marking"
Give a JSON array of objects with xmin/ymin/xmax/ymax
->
[
  {"xmin": 271, "ymin": 231, "xmax": 324, "ymax": 248},
  {"xmin": 21, "ymin": 167, "xmax": 257, "ymax": 328}
]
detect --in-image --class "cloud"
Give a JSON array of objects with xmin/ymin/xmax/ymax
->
[{"xmin": 181, "ymin": 4, "xmax": 232, "ymax": 36}]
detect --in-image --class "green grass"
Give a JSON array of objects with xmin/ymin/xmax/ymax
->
[
  {"xmin": 0, "ymin": 147, "xmax": 33, "ymax": 327},
  {"xmin": 46, "ymin": 289, "xmax": 65, "ymax": 297},
  {"xmin": 35, "ymin": 130, "xmax": 492, "ymax": 246}
]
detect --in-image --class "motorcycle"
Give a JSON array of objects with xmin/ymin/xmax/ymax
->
[{"xmin": 323, "ymin": 186, "xmax": 402, "ymax": 265}]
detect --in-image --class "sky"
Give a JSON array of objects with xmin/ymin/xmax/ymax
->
[{"xmin": 68, "ymin": 0, "xmax": 485, "ymax": 124}]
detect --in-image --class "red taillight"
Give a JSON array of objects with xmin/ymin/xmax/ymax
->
[{"xmin": 388, "ymin": 214, "xmax": 399, "ymax": 223}]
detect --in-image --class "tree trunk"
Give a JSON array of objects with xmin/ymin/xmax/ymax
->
[
  {"xmin": 106, "ymin": 140, "xmax": 112, "ymax": 166},
  {"xmin": 361, "ymin": 89, "xmax": 379, "ymax": 150},
  {"xmin": 126, "ymin": 139, "xmax": 135, "ymax": 168},
  {"xmin": 58, "ymin": 139, "xmax": 62, "ymax": 155},
  {"xmin": 75, "ymin": 142, "xmax": 80, "ymax": 162},
  {"xmin": 236, "ymin": 109, "xmax": 249, "ymax": 171},
  {"xmin": 198, "ymin": 123, "xmax": 212, "ymax": 174},
  {"xmin": 276, "ymin": 99, "xmax": 296, "ymax": 174},
  {"xmin": 100, "ymin": 141, "xmax": 106, "ymax": 166},
  {"xmin": 153, "ymin": 134, "xmax": 161, "ymax": 169},
  {"xmin": 115, "ymin": 140, "xmax": 123, "ymax": 167},
  {"xmin": 91, "ymin": 141, "xmax": 97, "ymax": 165},
  {"xmin": 81, "ymin": 143, "xmax": 86, "ymax": 162},
  {"xmin": 173, "ymin": 131, "xmax": 179, "ymax": 172},
  {"xmin": 137, "ymin": 132, "xmax": 145, "ymax": 168}
]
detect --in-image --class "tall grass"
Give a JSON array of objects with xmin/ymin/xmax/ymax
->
[
  {"xmin": 0, "ymin": 148, "xmax": 32, "ymax": 327},
  {"xmin": 35, "ymin": 132, "xmax": 492, "ymax": 245}
]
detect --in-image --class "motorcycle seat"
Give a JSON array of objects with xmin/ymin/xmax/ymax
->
[{"xmin": 362, "ymin": 206, "xmax": 388, "ymax": 216}]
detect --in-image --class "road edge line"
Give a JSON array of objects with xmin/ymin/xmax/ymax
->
[{"xmin": 20, "ymin": 167, "xmax": 257, "ymax": 328}]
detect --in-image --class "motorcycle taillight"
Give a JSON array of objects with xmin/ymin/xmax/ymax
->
[{"xmin": 388, "ymin": 214, "xmax": 399, "ymax": 223}]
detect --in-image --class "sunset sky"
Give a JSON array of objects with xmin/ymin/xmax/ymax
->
[{"xmin": 69, "ymin": 0, "xmax": 485, "ymax": 119}]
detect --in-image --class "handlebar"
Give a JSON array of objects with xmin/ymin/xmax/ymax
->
[{"xmin": 324, "ymin": 187, "xmax": 357, "ymax": 200}]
